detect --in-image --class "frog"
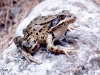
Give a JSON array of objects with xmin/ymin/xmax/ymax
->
[{"xmin": 14, "ymin": 10, "xmax": 76, "ymax": 64}]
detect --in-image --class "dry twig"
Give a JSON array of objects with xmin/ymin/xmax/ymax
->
[{"xmin": 0, "ymin": 0, "xmax": 40, "ymax": 51}]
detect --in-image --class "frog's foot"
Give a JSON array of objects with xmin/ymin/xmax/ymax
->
[
  {"xmin": 47, "ymin": 33, "xmax": 77, "ymax": 56},
  {"xmin": 47, "ymin": 45, "xmax": 77, "ymax": 57},
  {"xmin": 21, "ymin": 50, "xmax": 41, "ymax": 64},
  {"xmin": 68, "ymin": 26, "xmax": 79, "ymax": 31}
]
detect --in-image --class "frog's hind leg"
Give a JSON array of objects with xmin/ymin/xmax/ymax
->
[
  {"xmin": 14, "ymin": 36, "xmax": 41, "ymax": 64},
  {"xmin": 46, "ymin": 33, "xmax": 77, "ymax": 56}
]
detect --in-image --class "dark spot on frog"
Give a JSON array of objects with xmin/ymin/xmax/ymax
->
[
  {"xmin": 33, "ymin": 28, "xmax": 36, "ymax": 31},
  {"xmin": 29, "ymin": 32, "xmax": 33, "ymax": 35},
  {"xmin": 35, "ymin": 24, "xmax": 37, "ymax": 25},
  {"xmin": 40, "ymin": 24, "xmax": 43, "ymax": 25},
  {"xmin": 36, "ymin": 33, "xmax": 38, "ymax": 35},
  {"xmin": 43, "ymin": 26, "xmax": 45, "ymax": 28},
  {"xmin": 0, "ymin": 23, "xmax": 5, "ymax": 28},
  {"xmin": 51, "ymin": 47, "xmax": 53, "ymax": 50},
  {"xmin": 42, "ymin": 33, "xmax": 45, "ymax": 34},
  {"xmin": 13, "ymin": 0, "xmax": 17, "ymax": 4},
  {"xmin": 46, "ymin": 31, "xmax": 49, "ymax": 33},
  {"xmin": 44, "ymin": 18, "xmax": 48, "ymax": 20},
  {"xmin": 12, "ymin": 22, "xmax": 15, "ymax": 25},
  {"xmin": 41, "ymin": 36, "xmax": 44, "ymax": 39},
  {"xmin": 42, "ymin": 16, "xmax": 45, "ymax": 18},
  {"xmin": 39, "ymin": 28, "xmax": 42, "ymax": 32},
  {"xmin": 9, "ymin": 13, "xmax": 14, "ymax": 20}
]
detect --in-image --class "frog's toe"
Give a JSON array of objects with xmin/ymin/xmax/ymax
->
[
  {"xmin": 27, "ymin": 53, "xmax": 42, "ymax": 64},
  {"xmin": 22, "ymin": 50, "xmax": 41, "ymax": 64},
  {"xmin": 62, "ymin": 47, "xmax": 77, "ymax": 57}
]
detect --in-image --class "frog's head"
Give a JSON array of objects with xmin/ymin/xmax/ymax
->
[
  {"xmin": 49, "ymin": 10, "xmax": 76, "ymax": 41},
  {"xmin": 59, "ymin": 10, "xmax": 76, "ymax": 24},
  {"xmin": 50, "ymin": 10, "xmax": 76, "ymax": 29},
  {"xmin": 14, "ymin": 36, "xmax": 40, "ymax": 54}
]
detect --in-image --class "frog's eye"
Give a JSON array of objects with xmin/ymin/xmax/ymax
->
[{"xmin": 59, "ymin": 15, "xmax": 66, "ymax": 20}]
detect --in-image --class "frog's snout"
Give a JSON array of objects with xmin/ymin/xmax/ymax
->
[{"xmin": 73, "ymin": 15, "xmax": 76, "ymax": 19}]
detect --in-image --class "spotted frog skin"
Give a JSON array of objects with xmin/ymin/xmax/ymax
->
[{"xmin": 14, "ymin": 10, "xmax": 76, "ymax": 64}]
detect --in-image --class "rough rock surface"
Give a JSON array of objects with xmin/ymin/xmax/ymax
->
[{"xmin": 0, "ymin": 0, "xmax": 100, "ymax": 75}]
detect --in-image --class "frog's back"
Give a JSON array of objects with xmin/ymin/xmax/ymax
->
[
  {"xmin": 24, "ymin": 15, "xmax": 58, "ymax": 32},
  {"xmin": 23, "ymin": 15, "xmax": 57, "ymax": 44},
  {"xmin": 31, "ymin": 15, "xmax": 57, "ymax": 24}
]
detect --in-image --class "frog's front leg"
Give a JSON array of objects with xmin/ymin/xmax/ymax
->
[{"xmin": 46, "ymin": 33, "xmax": 76, "ymax": 56}]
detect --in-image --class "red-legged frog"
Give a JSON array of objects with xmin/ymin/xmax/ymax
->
[{"xmin": 14, "ymin": 10, "xmax": 76, "ymax": 64}]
